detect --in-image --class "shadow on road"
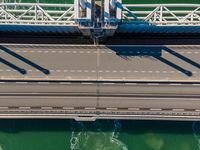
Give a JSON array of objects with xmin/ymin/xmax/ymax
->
[
  {"xmin": 0, "ymin": 45, "xmax": 50, "ymax": 75},
  {"xmin": 107, "ymin": 46, "xmax": 200, "ymax": 77}
]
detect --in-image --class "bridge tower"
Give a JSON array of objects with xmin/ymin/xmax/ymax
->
[{"xmin": 74, "ymin": 0, "xmax": 122, "ymax": 44}]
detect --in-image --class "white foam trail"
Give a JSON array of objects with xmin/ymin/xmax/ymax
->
[
  {"xmin": 110, "ymin": 120, "xmax": 128, "ymax": 150},
  {"xmin": 0, "ymin": 145, "xmax": 3, "ymax": 150},
  {"xmin": 69, "ymin": 121, "xmax": 85, "ymax": 150},
  {"xmin": 192, "ymin": 121, "xmax": 200, "ymax": 149},
  {"xmin": 70, "ymin": 132, "xmax": 79, "ymax": 150},
  {"xmin": 69, "ymin": 120, "xmax": 128, "ymax": 150}
]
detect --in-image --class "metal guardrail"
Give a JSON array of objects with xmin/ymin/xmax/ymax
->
[
  {"xmin": 122, "ymin": 4, "xmax": 200, "ymax": 25},
  {"xmin": 0, "ymin": 3, "xmax": 75, "ymax": 25}
]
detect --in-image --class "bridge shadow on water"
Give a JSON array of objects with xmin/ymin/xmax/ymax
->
[
  {"xmin": 107, "ymin": 46, "xmax": 200, "ymax": 77},
  {"xmin": 0, "ymin": 45, "xmax": 50, "ymax": 75}
]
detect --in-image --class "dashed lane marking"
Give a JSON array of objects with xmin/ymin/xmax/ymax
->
[
  {"xmin": 7, "ymin": 49, "xmax": 200, "ymax": 54},
  {"xmin": 0, "ymin": 69, "xmax": 199, "ymax": 74}
]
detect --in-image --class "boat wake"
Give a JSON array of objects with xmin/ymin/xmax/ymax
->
[
  {"xmin": 192, "ymin": 121, "xmax": 200, "ymax": 149},
  {"xmin": 69, "ymin": 120, "xmax": 128, "ymax": 150}
]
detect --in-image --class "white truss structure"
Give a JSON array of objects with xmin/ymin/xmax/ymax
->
[
  {"xmin": 0, "ymin": 3, "xmax": 199, "ymax": 26},
  {"xmin": 122, "ymin": 4, "xmax": 200, "ymax": 25},
  {"xmin": 0, "ymin": 3, "xmax": 75, "ymax": 25}
]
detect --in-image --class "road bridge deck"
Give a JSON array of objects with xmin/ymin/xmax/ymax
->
[
  {"xmin": 1, "ymin": 44, "xmax": 200, "ymax": 82},
  {"xmin": 0, "ymin": 82, "xmax": 200, "ymax": 121},
  {"xmin": 1, "ymin": 43, "xmax": 200, "ymax": 120}
]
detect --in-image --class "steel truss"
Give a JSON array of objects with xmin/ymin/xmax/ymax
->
[
  {"xmin": 0, "ymin": 3, "xmax": 199, "ymax": 26},
  {"xmin": 122, "ymin": 4, "xmax": 200, "ymax": 25},
  {"xmin": 0, "ymin": 3, "xmax": 75, "ymax": 25}
]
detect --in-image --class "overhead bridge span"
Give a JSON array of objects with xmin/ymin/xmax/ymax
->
[{"xmin": 0, "ymin": 2, "xmax": 200, "ymax": 42}]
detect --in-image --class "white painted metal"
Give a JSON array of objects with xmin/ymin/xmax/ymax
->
[
  {"xmin": 104, "ymin": 0, "xmax": 121, "ymax": 23},
  {"xmin": 0, "ymin": 3, "xmax": 199, "ymax": 26},
  {"xmin": 79, "ymin": 0, "xmax": 87, "ymax": 9},
  {"xmin": 74, "ymin": 0, "xmax": 91, "ymax": 22},
  {"xmin": 122, "ymin": 4, "xmax": 200, "ymax": 25},
  {"xmin": 110, "ymin": 0, "xmax": 116, "ymax": 10},
  {"xmin": 0, "ymin": 3, "xmax": 75, "ymax": 25}
]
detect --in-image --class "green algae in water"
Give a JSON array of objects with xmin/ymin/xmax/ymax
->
[{"xmin": 0, "ymin": 119, "xmax": 199, "ymax": 150}]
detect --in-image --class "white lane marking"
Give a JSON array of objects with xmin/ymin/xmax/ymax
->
[
  {"xmin": 0, "ymin": 107, "xmax": 8, "ymax": 109},
  {"xmin": 41, "ymin": 107, "xmax": 53, "ymax": 110},
  {"xmin": 172, "ymin": 108, "xmax": 185, "ymax": 111},
  {"xmin": 125, "ymin": 83, "xmax": 137, "ymax": 85},
  {"xmin": 63, "ymin": 107, "xmax": 74, "ymax": 110},
  {"xmin": 11, "ymin": 50, "xmax": 200, "ymax": 54},
  {"xmin": 97, "ymin": 48, "xmax": 100, "ymax": 67},
  {"xmin": 85, "ymin": 107, "xmax": 96, "ymax": 110},
  {"xmin": 147, "ymin": 83, "xmax": 159, "ymax": 85},
  {"xmin": 1, "ymin": 69, "xmax": 200, "ymax": 74},
  {"xmin": 106, "ymin": 107, "xmax": 118, "ymax": 110},
  {"xmin": 128, "ymin": 108, "xmax": 140, "ymax": 111},
  {"xmin": 150, "ymin": 108, "xmax": 162, "ymax": 111}
]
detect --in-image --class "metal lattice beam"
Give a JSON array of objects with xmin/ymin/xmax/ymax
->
[
  {"xmin": 122, "ymin": 4, "xmax": 200, "ymax": 25},
  {"xmin": 0, "ymin": 3, "xmax": 199, "ymax": 26},
  {"xmin": 0, "ymin": 3, "xmax": 75, "ymax": 25}
]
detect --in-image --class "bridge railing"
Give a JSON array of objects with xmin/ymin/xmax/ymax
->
[
  {"xmin": 122, "ymin": 4, "xmax": 200, "ymax": 25},
  {"xmin": 0, "ymin": 3, "xmax": 75, "ymax": 25}
]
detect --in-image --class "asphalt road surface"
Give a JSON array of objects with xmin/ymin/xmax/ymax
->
[
  {"xmin": 1, "ymin": 44, "xmax": 200, "ymax": 81},
  {"xmin": 1, "ymin": 82, "xmax": 200, "ymax": 109}
]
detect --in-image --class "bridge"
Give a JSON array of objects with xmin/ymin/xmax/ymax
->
[
  {"xmin": 0, "ymin": 2, "xmax": 200, "ymax": 43},
  {"xmin": 0, "ymin": 1, "xmax": 200, "ymax": 121}
]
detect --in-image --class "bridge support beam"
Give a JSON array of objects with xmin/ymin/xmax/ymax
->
[
  {"xmin": 104, "ymin": 0, "xmax": 122, "ymax": 25},
  {"xmin": 74, "ymin": 0, "xmax": 92, "ymax": 25}
]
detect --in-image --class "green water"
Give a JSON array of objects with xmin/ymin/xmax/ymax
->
[{"xmin": 0, "ymin": 119, "xmax": 199, "ymax": 150}]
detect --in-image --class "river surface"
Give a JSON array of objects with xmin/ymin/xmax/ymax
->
[
  {"xmin": 0, "ymin": 119, "xmax": 200, "ymax": 150},
  {"xmin": 0, "ymin": 0, "xmax": 200, "ymax": 150}
]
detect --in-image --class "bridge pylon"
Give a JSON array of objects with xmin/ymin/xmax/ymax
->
[{"xmin": 74, "ymin": 0, "xmax": 121, "ymax": 44}]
